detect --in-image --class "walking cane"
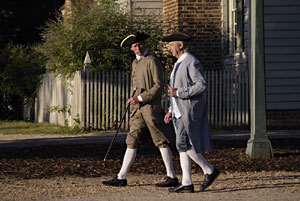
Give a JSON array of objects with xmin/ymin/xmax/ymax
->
[{"xmin": 103, "ymin": 87, "xmax": 137, "ymax": 167}]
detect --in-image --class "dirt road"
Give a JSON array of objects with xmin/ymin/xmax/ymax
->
[
  {"xmin": 1, "ymin": 132, "xmax": 300, "ymax": 201},
  {"xmin": 1, "ymin": 171, "xmax": 300, "ymax": 201}
]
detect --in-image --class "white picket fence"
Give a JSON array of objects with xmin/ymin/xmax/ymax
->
[
  {"xmin": 35, "ymin": 67, "xmax": 249, "ymax": 129},
  {"xmin": 205, "ymin": 68, "xmax": 249, "ymax": 127}
]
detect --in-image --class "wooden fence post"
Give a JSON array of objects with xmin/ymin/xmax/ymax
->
[{"xmin": 81, "ymin": 52, "xmax": 91, "ymax": 128}]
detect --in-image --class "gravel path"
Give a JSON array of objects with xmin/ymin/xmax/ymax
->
[
  {"xmin": 1, "ymin": 132, "xmax": 300, "ymax": 201},
  {"xmin": 1, "ymin": 171, "xmax": 300, "ymax": 201}
]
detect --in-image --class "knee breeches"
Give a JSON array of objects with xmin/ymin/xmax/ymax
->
[
  {"xmin": 126, "ymin": 109, "xmax": 169, "ymax": 149},
  {"xmin": 172, "ymin": 117, "xmax": 192, "ymax": 152}
]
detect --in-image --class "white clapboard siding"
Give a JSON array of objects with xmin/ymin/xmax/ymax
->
[
  {"xmin": 117, "ymin": 0, "xmax": 162, "ymax": 16},
  {"xmin": 132, "ymin": 0, "xmax": 162, "ymax": 9}
]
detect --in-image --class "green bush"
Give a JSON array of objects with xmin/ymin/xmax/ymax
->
[
  {"xmin": 40, "ymin": 0, "xmax": 164, "ymax": 78},
  {"xmin": 0, "ymin": 44, "xmax": 46, "ymax": 120}
]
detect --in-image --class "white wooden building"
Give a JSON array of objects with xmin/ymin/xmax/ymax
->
[{"xmin": 116, "ymin": 0, "xmax": 162, "ymax": 16}]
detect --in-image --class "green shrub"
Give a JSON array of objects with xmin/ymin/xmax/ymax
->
[
  {"xmin": 40, "ymin": 0, "xmax": 164, "ymax": 78},
  {"xmin": 0, "ymin": 44, "xmax": 46, "ymax": 120}
]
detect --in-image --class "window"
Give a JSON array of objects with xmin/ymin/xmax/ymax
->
[{"xmin": 223, "ymin": 0, "xmax": 244, "ymax": 54}]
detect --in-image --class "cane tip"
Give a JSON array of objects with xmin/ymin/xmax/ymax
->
[{"xmin": 103, "ymin": 159, "xmax": 107, "ymax": 168}]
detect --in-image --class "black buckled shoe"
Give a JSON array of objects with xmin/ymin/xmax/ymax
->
[
  {"xmin": 155, "ymin": 176, "xmax": 179, "ymax": 187},
  {"xmin": 102, "ymin": 177, "xmax": 127, "ymax": 187},
  {"xmin": 199, "ymin": 168, "xmax": 220, "ymax": 192},
  {"xmin": 169, "ymin": 184, "xmax": 194, "ymax": 193}
]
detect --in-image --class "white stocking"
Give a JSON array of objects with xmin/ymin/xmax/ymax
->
[
  {"xmin": 159, "ymin": 145, "xmax": 176, "ymax": 178},
  {"xmin": 179, "ymin": 152, "xmax": 192, "ymax": 185},
  {"xmin": 186, "ymin": 147, "xmax": 213, "ymax": 175},
  {"xmin": 117, "ymin": 148, "xmax": 137, "ymax": 179}
]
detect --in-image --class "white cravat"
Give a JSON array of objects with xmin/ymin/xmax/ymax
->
[
  {"xmin": 136, "ymin": 50, "xmax": 148, "ymax": 102},
  {"xmin": 136, "ymin": 50, "xmax": 148, "ymax": 61}
]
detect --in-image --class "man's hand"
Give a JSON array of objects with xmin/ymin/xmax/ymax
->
[
  {"xmin": 126, "ymin": 97, "xmax": 139, "ymax": 105},
  {"xmin": 164, "ymin": 111, "xmax": 172, "ymax": 124},
  {"xmin": 168, "ymin": 85, "xmax": 178, "ymax": 98}
]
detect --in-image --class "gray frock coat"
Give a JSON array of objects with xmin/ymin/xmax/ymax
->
[{"xmin": 171, "ymin": 52, "xmax": 211, "ymax": 153}]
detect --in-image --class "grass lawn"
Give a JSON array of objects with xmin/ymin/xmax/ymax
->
[{"xmin": 0, "ymin": 121, "xmax": 94, "ymax": 135}]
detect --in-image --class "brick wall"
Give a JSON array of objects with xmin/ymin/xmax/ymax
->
[
  {"xmin": 267, "ymin": 110, "xmax": 300, "ymax": 129},
  {"xmin": 162, "ymin": 0, "xmax": 222, "ymax": 69}
]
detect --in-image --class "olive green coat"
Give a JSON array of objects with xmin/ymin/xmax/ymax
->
[{"xmin": 126, "ymin": 54, "xmax": 169, "ymax": 149}]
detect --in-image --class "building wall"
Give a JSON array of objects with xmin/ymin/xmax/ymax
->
[
  {"xmin": 264, "ymin": 0, "xmax": 300, "ymax": 110},
  {"xmin": 117, "ymin": 0, "xmax": 163, "ymax": 16},
  {"xmin": 162, "ymin": 0, "xmax": 222, "ymax": 69},
  {"xmin": 214, "ymin": 0, "xmax": 300, "ymax": 128},
  {"xmin": 267, "ymin": 110, "xmax": 300, "ymax": 129},
  {"xmin": 262, "ymin": 0, "xmax": 300, "ymax": 128}
]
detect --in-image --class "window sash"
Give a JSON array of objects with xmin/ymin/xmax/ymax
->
[{"xmin": 223, "ymin": 0, "xmax": 244, "ymax": 55}]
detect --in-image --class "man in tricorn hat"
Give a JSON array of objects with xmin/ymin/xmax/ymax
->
[
  {"xmin": 162, "ymin": 32, "xmax": 220, "ymax": 193},
  {"xmin": 102, "ymin": 32, "xmax": 178, "ymax": 187}
]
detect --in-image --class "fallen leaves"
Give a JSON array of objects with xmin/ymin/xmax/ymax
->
[{"xmin": 0, "ymin": 138, "xmax": 299, "ymax": 179}]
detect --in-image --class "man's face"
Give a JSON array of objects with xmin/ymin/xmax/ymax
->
[
  {"xmin": 130, "ymin": 41, "xmax": 146, "ymax": 56},
  {"xmin": 167, "ymin": 41, "xmax": 182, "ymax": 59}
]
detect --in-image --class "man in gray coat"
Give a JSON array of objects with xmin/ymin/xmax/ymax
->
[{"xmin": 162, "ymin": 32, "xmax": 220, "ymax": 193}]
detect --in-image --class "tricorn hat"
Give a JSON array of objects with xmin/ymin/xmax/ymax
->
[
  {"xmin": 120, "ymin": 32, "xmax": 150, "ymax": 47},
  {"xmin": 161, "ymin": 32, "xmax": 192, "ymax": 42}
]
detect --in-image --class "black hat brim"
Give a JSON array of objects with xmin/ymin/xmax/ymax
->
[{"xmin": 161, "ymin": 32, "xmax": 192, "ymax": 42}]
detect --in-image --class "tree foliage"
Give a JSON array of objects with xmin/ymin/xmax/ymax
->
[
  {"xmin": 39, "ymin": 0, "xmax": 164, "ymax": 78},
  {"xmin": 0, "ymin": 0, "xmax": 65, "ymax": 48},
  {"xmin": 0, "ymin": 0, "xmax": 64, "ymax": 121},
  {"xmin": 0, "ymin": 44, "xmax": 46, "ymax": 120}
]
